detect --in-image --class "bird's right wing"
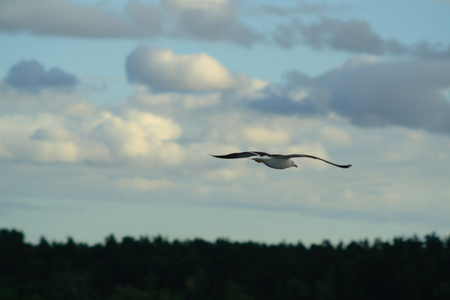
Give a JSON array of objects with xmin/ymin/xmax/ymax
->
[{"xmin": 282, "ymin": 154, "xmax": 352, "ymax": 168}]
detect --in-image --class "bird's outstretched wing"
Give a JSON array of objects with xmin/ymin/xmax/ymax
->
[
  {"xmin": 211, "ymin": 151, "xmax": 277, "ymax": 159},
  {"xmin": 281, "ymin": 154, "xmax": 351, "ymax": 168}
]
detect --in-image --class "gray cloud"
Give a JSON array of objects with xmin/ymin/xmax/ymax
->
[
  {"xmin": 300, "ymin": 18, "xmax": 384, "ymax": 53},
  {"xmin": 322, "ymin": 60, "xmax": 450, "ymax": 134},
  {"xmin": 124, "ymin": 0, "xmax": 164, "ymax": 36},
  {"xmin": 250, "ymin": 71, "xmax": 325, "ymax": 116},
  {"xmin": 4, "ymin": 60, "xmax": 79, "ymax": 91},
  {"xmin": 251, "ymin": 58, "xmax": 450, "ymax": 135},
  {"xmin": 0, "ymin": 0, "xmax": 141, "ymax": 38},
  {"xmin": 273, "ymin": 16, "xmax": 450, "ymax": 59},
  {"xmin": 250, "ymin": 92, "xmax": 324, "ymax": 116},
  {"xmin": 259, "ymin": 0, "xmax": 349, "ymax": 16},
  {"xmin": 1, "ymin": 0, "xmax": 449, "ymax": 55},
  {"xmin": 274, "ymin": 17, "xmax": 406, "ymax": 54},
  {"xmin": 0, "ymin": 0, "xmax": 259, "ymax": 46},
  {"xmin": 412, "ymin": 41, "xmax": 450, "ymax": 59},
  {"xmin": 163, "ymin": 0, "xmax": 263, "ymax": 46}
]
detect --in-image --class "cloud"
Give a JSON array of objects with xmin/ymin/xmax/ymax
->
[
  {"xmin": 116, "ymin": 177, "xmax": 174, "ymax": 191},
  {"xmin": 124, "ymin": 0, "xmax": 164, "ymax": 36},
  {"xmin": 30, "ymin": 127, "xmax": 70, "ymax": 142},
  {"xmin": 251, "ymin": 56, "xmax": 450, "ymax": 135},
  {"xmin": 223, "ymin": 126, "xmax": 291, "ymax": 146},
  {"xmin": 89, "ymin": 109, "xmax": 182, "ymax": 162},
  {"xmin": 258, "ymin": 0, "xmax": 348, "ymax": 16},
  {"xmin": 0, "ymin": 113, "xmax": 79, "ymax": 163},
  {"xmin": 319, "ymin": 127, "xmax": 352, "ymax": 146},
  {"xmin": 243, "ymin": 127, "xmax": 291, "ymax": 145},
  {"xmin": 163, "ymin": 0, "xmax": 262, "ymax": 46},
  {"xmin": 249, "ymin": 82, "xmax": 326, "ymax": 116},
  {"xmin": 412, "ymin": 41, "xmax": 450, "ymax": 59},
  {"xmin": 2, "ymin": 0, "xmax": 449, "ymax": 57},
  {"xmin": 273, "ymin": 16, "xmax": 450, "ymax": 59},
  {"xmin": 0, "ymin": 0, "xmax": 259, "ymax": 45},
  {"xmin": 4, "ymin": 60, "xmax": 79, "ymax": 91},
  {"xmin": 319, "ymin": 58, "xmax": 450, "ymax": 134},
  {"xmin": 0, "ymin": 0, "xmax": 141, "ymax": 38},
  {"xmin": 274, "ymin": 17, "xmax": 406, "ymax": 54},
  {"xmin": 126, "ymin": 46, "xmax": 237, "ymax": 92},
  {"xmin": 298, "ymin": 17, "xmax": 387, "ymax": 53},
  {"xmin": 0, "ymin": 98, "xmax": 183, "ymax": 165}
]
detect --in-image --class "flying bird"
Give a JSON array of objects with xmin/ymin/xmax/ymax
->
[{"xmin": 211, "ymin": 151, "xmax": 351, "ymax": 170}]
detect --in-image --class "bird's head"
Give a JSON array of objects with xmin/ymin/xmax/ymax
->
[{"xmin": 290, "ymin": 160, "xmax": 298, "ymax": 168}]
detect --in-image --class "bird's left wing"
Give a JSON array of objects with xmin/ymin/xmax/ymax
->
[
  {"xmin": 281, "ymin": 154, "xmax": 352, "ymax": 168},
  {"xmin": 211, "ymin": 151, "xmax": 268, "ymax": 159}
]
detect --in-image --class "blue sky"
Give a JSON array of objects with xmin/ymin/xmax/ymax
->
[{"xmin": 1, "ymin": 0, "xmax": 450, "ymax": 246}]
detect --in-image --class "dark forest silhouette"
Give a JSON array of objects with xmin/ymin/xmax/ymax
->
[{"xmin": 1, "ymin": 228, "xmax": 450, "ymax": 300}]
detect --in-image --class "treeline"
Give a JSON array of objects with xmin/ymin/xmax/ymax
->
[{"xmin": 1, "ymin": 229, "xmax": 450, "ymax": 300}]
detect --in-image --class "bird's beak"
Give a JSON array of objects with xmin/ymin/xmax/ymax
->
[{"xmin": 294, "ymin": 164, "xmax": 298, "ymax": 168}]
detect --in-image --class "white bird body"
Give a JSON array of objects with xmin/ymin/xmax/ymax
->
[
  {"xmin": 252, "ymin": 156, "xmax": 297, "ymax": 169},
  {"xmin": 211, "ymin": 151, "xmax": 351, "ymax": 170}
]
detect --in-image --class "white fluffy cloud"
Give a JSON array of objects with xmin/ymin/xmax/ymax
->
[
  {"xmin": 0, "ymin": 100, "xmax": 182, "ymax": 166},
  {"xmin": 0, "ymin": 113, "xmax": 78, "ymax": 162},
  {"xmin": 126, "ymin": 47, "xmax": 238, "ymax": 92},
  {"xmin": 90, "ymin": 109, "xmax": 182, "ymax": 162}
]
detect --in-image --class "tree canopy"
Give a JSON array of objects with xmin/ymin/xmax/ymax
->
[{"xmin": 1, "ymin": 228, "xmax": 450, "ymax": 300}]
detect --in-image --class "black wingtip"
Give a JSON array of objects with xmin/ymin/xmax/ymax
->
[
  {"xmin": 335, "ymin": 163, "xmax": 352, "ymax": 168},
  {"xmin": 210, "ymin": 153, "xmax": 234, "ymax": 159}
]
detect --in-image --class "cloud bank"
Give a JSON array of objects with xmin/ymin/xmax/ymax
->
[{"xmin": 1, "ymin": 48, "xmax": 450, "ymax": 229}]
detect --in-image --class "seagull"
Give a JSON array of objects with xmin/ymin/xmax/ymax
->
[{"xmin": 211, "ymin": 151, "xmax": 351, "ymax": 170}]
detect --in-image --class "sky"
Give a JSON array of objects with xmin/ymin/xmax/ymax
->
[{"xmin": 1, "ymin": 0, "xmax": 450, "ymax": 246}]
